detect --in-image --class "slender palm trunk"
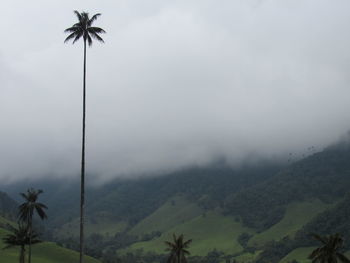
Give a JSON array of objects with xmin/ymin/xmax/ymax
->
[
  {"xmin": 20, "ymin": 245, "xmax": 25, "ymax": 263},
  {"xmin": 79, "ymin": 39, "xmax": 87, "ymax": 263},
  {"xmin": 28, "ymin": 218, "xmax": 32, "ymax": 263}
]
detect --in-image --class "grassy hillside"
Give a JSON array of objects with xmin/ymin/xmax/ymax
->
[
  {"xmin": 0, "ymin": 226, "xmax": 101, "ymax": 263},
  {"xmin": 235, "ymin": 251, "xmax": 262, "ymax": 263},
  {"xmin": 248, "ymin": 199, "xmax": 332, "ymax": 247},
  {"xmin": 294, "ymin": 194, "xmax": 350, "ymax": 248},
  {"xmin": 0, "ymin": 215, "xmax": 15, "ymax": 227},
  {"xmin": 127, "ymin": 211, "xmax": 254, "ymax": 256},
  {"xmin": 279, "ymin": 247, "xmax": 314, "ymax": 263},
  {"xmin": 129, "ymin": 195, "xmax": 203, "ymax": 236},
  {"xmin": 122, "ymin": 199, "xmax": 331, "ymax": 258}
]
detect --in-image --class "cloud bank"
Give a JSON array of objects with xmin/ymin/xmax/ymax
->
[{"xmin": 1, "ymin": 0, "xmax": 350, "ymax": 182}]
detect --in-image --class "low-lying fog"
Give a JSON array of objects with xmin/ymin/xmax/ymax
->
[{"xmin": 1, "ymin": 0, "xmax": 350, "ymax": 183}]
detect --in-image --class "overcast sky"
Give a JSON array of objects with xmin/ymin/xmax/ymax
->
[{"xmin": 1, "ymin": 0, "xmax": 350, "ymax": 183}]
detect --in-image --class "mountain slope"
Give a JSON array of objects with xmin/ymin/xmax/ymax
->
[
  {"xmin": 248, "ymin": 199, "xmax": 332, "ymax": 247},
  {"xmin": 224, "ymin": 143, "xmax": 350, "ymax": 231},
  {"xmin": 128, "ymin": 211, "xmax": 254, "ymax": 256},
  {"xmin": 129, "ymin": 195, "xmax": 203, "ymax": 236},
  {"xmin": 3, "ymin": 142, "xmax": 350, "ymax": 263}
]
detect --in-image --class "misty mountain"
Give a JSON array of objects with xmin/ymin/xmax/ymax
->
[
  {"xmin": 1, "ymin": 141, "xmax": 350, "ymax": 263},
  {"xmin": 2, "ymin": 160, "xmax": 283, "ymax": 227}
]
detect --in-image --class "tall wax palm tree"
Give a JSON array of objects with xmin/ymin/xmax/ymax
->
[
  {"xmin": 165, "ymin": 234, "xmax": 192, "ymax": 263},
  {"xmin": 18, "ymin": 188, "xmax": 47, "ymax": 263},
  {"xmin": 309, "ymin": 233, "xmax": 350, "ymax": 263},
  {"xmin": 64, "ymin": 10, "xmax": 105, "ymax": 263},
  {"xmin": 2, "ymin": 223, "xmax": 41, "ymax": 263}
]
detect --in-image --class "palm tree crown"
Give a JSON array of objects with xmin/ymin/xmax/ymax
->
[
  {"xmin": 3, "ymin": 223, "xmax": 41, "ymax": 263},
  {"xmin": 309, "ymin": 233, "xmax": 350, "ymax": 263},
  {"xmin": 3, "ymin": 224, "xmax": 41, "ymax": 248},
  {"xmin": 165, "ymin": 234, "xmax": 192, "ymax": 263},
  {"xmin": 18, "ymin": 188, "xmax": 47, "ymax": 223},
  {"xmin": 64, "ymin": 11, "xmax": 105, "ymax": 46}
]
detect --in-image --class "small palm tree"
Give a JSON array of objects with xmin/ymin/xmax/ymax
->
[
  {"xmin": 2, "ymin": 223, "xmax": 41, "ymax": 263},
  {"xmin": 165, "ymin": 234, "xmax": 192, "ymax": 263},
  {"xmin": 64, "ymin": 11, "xmax": 105, "ymax": 263},
  {"xmin": 309, "ymin": 233, "xmax": 350, "ymax": 263},
  {"xmin": 18, "ymin": 188, "xmax": 47, "ymax": 263}
]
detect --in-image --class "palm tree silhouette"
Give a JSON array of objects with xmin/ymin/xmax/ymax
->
[
  {"xmin": 309, "ymin": 233, "xmax": 350, "ymax": 263},
  {"xmin": 64, "ymin": 10, "xmax": 105, "ymax": 263},
  {"xmin": 165, "ymin": 234, "xmax": 192, "ymax": 263},
  {"xmin": 18, "ymin": 188, "xmax": 47, "ymax": 263},
  {"xmin": 2, "ymin": 223, "xmax": 41, "ymax": 263}
]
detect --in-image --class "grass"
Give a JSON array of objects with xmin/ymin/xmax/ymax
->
[
  {"xmin": 129, "ymin": 195, "xmax": 203, "ymax": 236},
  {"xmin": 279, "ymin": 247, "xmax": 315, "ymax": 263},
  {"xmin": 126, "ymin": 211, "xmax": 254, "ymax": 256},
  {"xmin": 233, "ymin": 250, "xmax": 262, "ymax": 263},
  {"xmin": 0, "ymin": 215, "xmax": 15, "ymax": 227},
  {"xmin": 0, "ymin": 226, "xmax": 101, "ymax": 263},
  {"xmin": 123, "ymin": 198, "xmax": 333, "ymax": 258},
  {"xmin": 248, "ymin": 199, "xmax": 332, "ymax": 247}
]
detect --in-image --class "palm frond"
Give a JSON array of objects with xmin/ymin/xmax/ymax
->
[
  {"xmin": 64, "ymin": 32, "xmax": 78, "ymax": 43},
  {"xmin": 74, "ymin": 10, "xmax": 83, "ymax": 21},
  {"xmin": 337, "ymin": 253, "xmax": 350, "ymax": 263},
  {"xmin": 311, "ymin": 233, "xmax": 328, "ymax": 244},
  {"xmin": 164, "ymin": 241, "xmax": 176, "ymax": 251},
  {"xmin": 309, "ymin": 248, "xmax": 322, "ymax": 259},
  {"xmin": 88, "ymin": 27, "xmax": 106, "ymax": 34},
  {"xmin": 73, "ymin": 31, "xmax": 84, "ymax": 44},
  {"xmin": 37, "ymin": 203, "xmax": 48, "ymax": 209},
  {"xmin": 88, "ymin": 13, "xmax": 101, "ymax": 26},
  {"xmin": 89, "ymin": 32, "xmax": 104, "ymax": 43},
  {"xmin": 35, "ymin": 206, "xmax": 47, "ymax": 220},
  {"xmin": 183, "ymin": 239, "xmax": 192, "ymax": 247},
  {"xmin": 64, "ymin": 26, "xmax": 79, "ymax": 33},
  {"xmin": 73, "ymin": 22, "xmax": 82, "ymax": 28},
  {"xmin": 20, "ymin": 193, "xmax": 28, "ymax": 200},
  {"xmin": 3, "ymin": 244, "xmax": 14, "ymax": 249},
  {"xmin": 172, "ymin": 233, "xmax": 177, "ymax": 243}
]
